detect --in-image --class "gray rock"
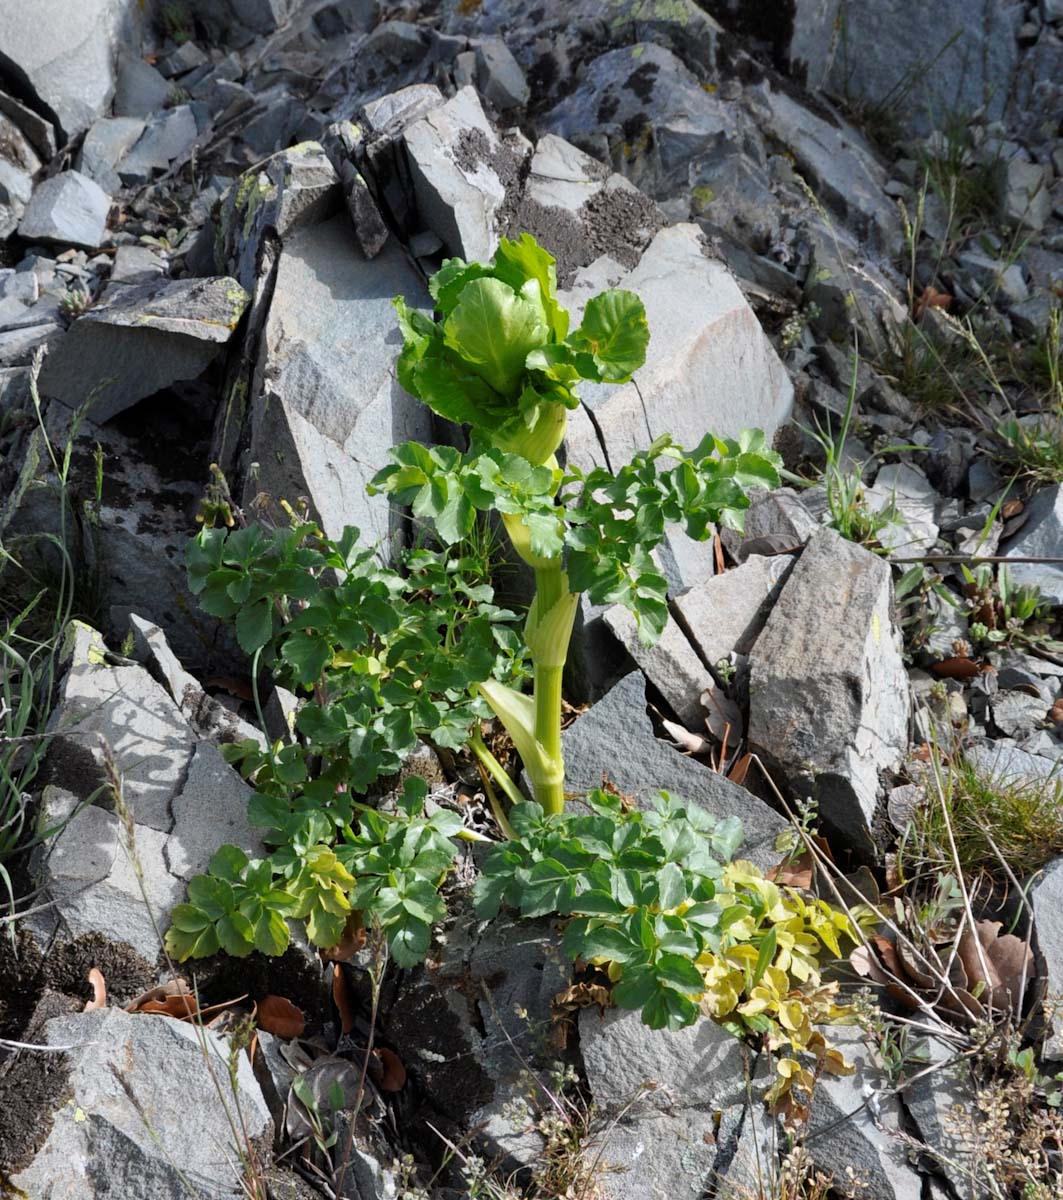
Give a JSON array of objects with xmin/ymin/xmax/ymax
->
[
  {"xmin": 805, "ymin": 1026, "xmax": 923, "ymax": 1200},
  {"xmin": 118, "ymin": 105, "xmax": 198, "ymax": 181},
  {"xmin": 956, "ymin": 247, "xmax": 1029, "ymax": 306},
  {"xmin": 721, "ymin": 489, "xmax": 820, "ymax": 561},
  {"xmin": 0, "ymin": 109, "xmax": 43, "ymax": 238},
  {"xmin": 1031, "ymin": 855, "xmax": 1063, "ymax": 1058},
  {"xmin": 213, "ymin": 141, "xmax": 342, "ymax": 292},
  {"xmin": 995, "ymin": 156, "xmax": 1053, "ymax": 231},
  {"xmin": 77, "ymin": 116, "xmax": 147, "ymax": 193},
  {"xmin": 242, "ymin": 214, "xmax": 432, "ymax": 551},
  {"xmin": 475, "ymin": 37, "xmax": 529, "ymax": 110},
  {"xmin": 561, "ymin": 671, "xmax": 788, "ymax": 869},
  {"xmin": 745, "ymin": 81, "xmax": 901, "ymax": 253},
  {"xmin": 17, "ymin": 171, "xmax": 111, "ymax": 250},
  {"xmin": 109, "ymin": 243, "xmax": 167, "ymax": 285},
  {"xmin": 1001, "ymin": 485, "xmax": 1063, "ymax": 606},
  {"xmin": 0, "ymin": 0, "xmax": 145, "ymax": 139},
  {"xmin": 674, "ymin": 555, "xmax": 796, "ymax": 672},
  {"xmin": 403, "ymin": 85, "xmax": 515, "ymax": 262},
  {"xmin": 563, "ymin": 224, "xmax": 793, "ymax": 473},
  {"xmin": 748, "ymin": 530, "xmax": 909, "ymax": 850},
  {"xmin": 29, "ymin": 786, "xmax": 182, "ymax": 960},
  {"xmin": 582, "ymin": 1010, "xmax": 746, "ymax": 1200},
  {"xmin": 992, "ymin": 690, "xmax": 1049, "ymax": 738},
  {"xmin": 825, "ymin": 0, "xmax": 1019, "ymax": 135},
  {"xmin": 864, "ymin": 462, "xmax": 941, "ymax": 556},
  {"xmin": 8, "ymin": 1006, "xmax": 271, "ymax": 1199},
  {"xmin": 0, "ymin": 88, "xmax": 58, "ymax": 160},
  {"xmin": 40, "ymin": 275, "xmax": 248, "ymax": 422},
  {"xmin": 338, "ymin": 161, "xmax": 390, "ymax": 258},
  {"xmin": 603, "ymin": 605, "xmax": 711, "ymax": 728},
  {"xmin": 0, "ymin": 320, "xmax": 62, "ymax": 365},
  {"xmin": 44, "ymin": 622, "xmax": 196, "ymax": 833},
  {"xmin": 165, "ymin": 742, "xmax": 263, "ymax": 881},
  {"xmin": 966, "ymin": 737, "xmax": 1061, "ymax": 785},
  {"xmin": 904, "ymin": 1036, "xmax": 982, "ymax": 1194},
  {"xmin": 113, "ymin": 50, "xmax": 173, "ymax": 117}
]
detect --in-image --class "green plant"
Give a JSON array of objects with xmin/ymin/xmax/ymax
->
[
  {"xmin": 996, "ymin": 307, "xmax": 1063, "ymax": 484},
  {"xmin": 896, "ymin": 755, "xmax": 1063, "ymax": 883},
  {"xmin": 372, "ymin": 233, "xmax": 780, "ymax": 815},
  {"xmin": 475, "ymin": 789, "xmax": 861, "ymax": 1112},
  {"xmin": 961, "ymin": 563, "xmax": 1059, "ymax": 651}
]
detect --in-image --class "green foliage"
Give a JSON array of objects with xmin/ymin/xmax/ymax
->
[
  {"xmin": 961, "ymin": 563, "xmax": 1060, "ymax": 652},
  {"xmin": 393, "ymin": 233, "xmax": 648, "ymax": 465},
  {"xmin": 165, "ymin": 778, "xmax": 462, "ymax": 966},
  {"xmin": 186, "ymin": 516, "xmax": 527, "ymax": 790}
]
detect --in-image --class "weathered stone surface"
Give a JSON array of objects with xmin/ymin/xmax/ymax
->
[
  {"xmin": 674, "ymin": 555, "xmax": 796, "ymax": 672},
  {"xmin": 603, "ymin": 605, "xmax": 711, "ymax": 728},
  {"xmin": 561, "ymin": 671, "xmax": 787, "ymax": 868},
  {"xmin": 0, "ymin": 0, "xmax": 144, "ymax": 139},
  {"xmin": 0, "ymin": 108, "xmax": 43, "ymax": 239},
  {"xmin": 165, "ymin": 742, "xmax": 263, "ymax": 881},
  {"xmin": 905, "ymin": 1036, "xmax": 982, "ymax": 1192},
  {"xmin": 865, "ymin": 461, "xmax": 941, "ymax": 556},
  {"xmin": 113, "ymin": 50, "xmax": 173, "ymax": 117},
  {"xmin": 1000, "ymin": 484, "xmax": 1063, "ymax": 606},
  {"xmin": 748, "ymin": 529, "xmax": 909, "ymax": 849},
  {"xmin": 825, "ymin": 0, "xmax": 1020, "ymax": 134},
  {"xmin": 403, "ymin": 85, "xmax": 515, "ymax": 262},
  {"xmin": 745, "ymin": 80, "xmax": 901, "ymax": 253},
  {"xmin": 0, "ymin": 88, "xmax": 58, "ymax": 161},
  {"xmin": 118, "ymin": 105, "xmax": 198, "ymax": 182},
  {"xmin": 1032, "ymin": 855, "xmax": 1063, "ymax": 1058},
  {"xmin": 805, "ymin": 1026, "xmax": 923, "ymax": 1200},
  {"xmin": 39, "ymin": 276, "xmax": 249, "ymax": 422},
  {"xmin": 29, "ymin": 787, "xmax": 182, "ymax": 961},
  {"xmin": 564, "ymin": 224, "xmax": 793, "ymax": 472},
  {"xmin": 213, "ymin": 142, "xmax": 342, "ymax": 292},
  {"xmin": 720, "ymin": 489, "xmax": 819, "ymax": 561},
  {"xmin": 244, "ymin": 213, "xmax": 432, "ymax": 551},
  {"xmin": 8, "ymin": 1006, "xmax": 271, "ymax": 1199},
  {"xmin": 77, "ymin": 116, "xmax": 146, "ymax": 194},
  {"xmin": 17, "ymin": 171, "xmax": 111, "ymax": 249},
  {"xmin": 476, "ymin": 37, "xmax": 529, "ymax": 110},
  {"xmin": 45, "ymin": 623, "xmax": 195, "ymax": 833},
  {"xmin": 995, "ymin": 156, "xmax": 1053, "ymax": 231}
]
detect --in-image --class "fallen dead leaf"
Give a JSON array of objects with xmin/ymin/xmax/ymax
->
[
  {"xmin": 84, "ymin": 967, "xmax": 107, "ymax": 1012},
  {"xmin": 258, "ymin": 995, "xmax": 306, "ymax": 1039},
  {"xmin": 727, "ymin": 752, "xmax": 753, "ymax": 787},
  {"xmin": 1001, "ymin": 498, "xmax": 1024, "ymax": 520},
  {"xmin": 369, "ymin": 1047, "xmax": 406, "ymax": 1091},
  {"xmin": 332, "ymin": 964, "xmax": 356, "ymax": 1035},
  {"xmin": 930, "ymin": 656, "xmax": 982, "ymax": 679},
  {"xmin": 913, "ymin": 284, "xmax": 953, "ymax": 320},
  {"xmin": 767, "ymin": 850, "xmax": 814, "ymax": 889},
  {"xmin": 1050, "ymin": 698, "xmax": 1063, "ymax": 725},
  {"xmin": 320, "ymin": 911, "xmax": 366, "ymax": 963}
]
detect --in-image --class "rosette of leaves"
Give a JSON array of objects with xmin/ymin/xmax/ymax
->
[
  {"xmin": 165, "ymin": 778, "xmax": 463, "ymax": 967},
  {"xmin": 375, "ymin": 232, "xmax": 782, "ymax": 816},
  {"xmin": 475, "ymin": 790, "xmax": 861, "ymax": 1117}
]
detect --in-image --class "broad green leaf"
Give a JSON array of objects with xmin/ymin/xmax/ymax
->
[
  {"xmin": 568, "ymin": 290, "xmax": 648, "ymax": 382},
  {"xmin": 443, "ymin": 277, "xmax": 549, "ymax": 397},
  {"xmin": 209, "ymin": 844, "xmax": 249, "ymax": 883},
  {"xmin": 235, "ymin": 599, "xmax": 272, "ymax": 654},
  {"xmin": 611, "ymin": 966, "xmax": 658, "ymax": 1010},
  {"xmin": 491, "ymin": 233, "xmax": 569, "ymax": 342}
]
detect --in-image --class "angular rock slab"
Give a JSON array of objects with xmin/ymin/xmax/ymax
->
[
  {"xmin": 1001, "ymin": 484, "xmax": 1063, "ymax": 607},
  {"xmin": 8, "ymin": 1006, "xmax": 271, "ymax": 1200},
  {"xmin": 40, "ymin": 276, "xmax": 249, "ymax": 422},
  {"xmin": 563, "ymin": 224, "xmax": 793, "ymax": 473},
  {"xmin": 1031, "ymin": 855, "xmax": 1063, "ymax": 1059},
  {"xmin": 674, "ymin": 553, "xmax": 796, "ymax": 671},
  {"xmin": 748, "ymin": 529, "xmax": 909, "ymax": 849},
  {"xmin": 17, "ymin": 170, "xmax": 112, "ymax": 250},
  {"xmin": 603, "ymin": 605, "xmax": 711, "ymax": 728},
  {"xmin": 245, "ymin": 213, "xmax": 433, "ymax": 550},
  {"xmin": 0, "ymin": 0, "xmax": 144, "ymax": 139},
  {"xmin": 561, "ymin": 670, "xmax": 788, "ymax": 869}
]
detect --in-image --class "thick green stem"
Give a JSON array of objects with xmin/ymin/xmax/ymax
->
[{"xmin": 531, "ymin": 565, "xmax": 568, "ymax": 815}]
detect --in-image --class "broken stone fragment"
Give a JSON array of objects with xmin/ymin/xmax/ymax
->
[
  {"xmin": 563, "ymin": 223, "xmax": 794, "ymax": 473},
  {"xmin": 6, "ymin": 1006, "xmax": 271, "ymax": 1199},
  {"xmin": 748, "ymin": 529, "xmax": 909, "ymax": 850},
  {"xmin": 76, "ymin": 116, "xmax": 147, "ymax": 194},
  {"xmin": 603, "ymin": 605, "xmax": 711, "ymax": 728},
  {"xmin": 242, "ymin": 213, "xmax": 432, "ymax": 552},
  {"xmin": 39, "ymin": 275, "xmax": 249, "ymax": 422},
  {"xmin": 17, "ymin": 171, "xmax": 111, "ymax": 250},
  {"xmin": 561, "ymin": 670, "xmax": 788, "ymax": 869},
  {"xmin": 1000, "ymin": 484, "xmax": 1063, "ymax": 606}
]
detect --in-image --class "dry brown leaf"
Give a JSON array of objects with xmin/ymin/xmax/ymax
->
[
  {"xmin": 332, "ymin": 963, "xmax": 356, "ymax": 1035},
  {"xmin": 257, "ymin": 995, "xmax": 306, "ymax": 1039},
  {"xmin": 930, "ymin": 656, "xmax": 982, "ymax": 679},
  {"xmin": 767, "ymin": 850, "xmax": 814, "ymax": 889},
  {"xmin": 957, "ymin": 920, "xmax": 1033, "ymax": 1016},
  {"xmin": 913, "ymin": 284, "xmax": 953, "ymax": 320},
  {"xmin": 125, "ymin": 979, "xmax": 194, "ymax": 1012},
  {"xmin": 84, "ymin": 967, "xmax": 107, "ymax": 1012},
  {"xmin": 369, "ymin": 1047, "xmax": 406, "ymax": 1092},
  {"xmin": 1001, "ymin": 498, "xmax": 1024, "ymax": 520},
  {"xmin": 138, "ymin": 996, "xmax": 200, "ymax": 1020},
  {"xmin": 1050, "ymin": 698, "xmax": 1063, "ymax": 725},
  {"xmin": 727, "ymin": 752, "xmax": 753, "ymax": 787},
  {"xmin": 320, "ymin": 911, "xmax": 367, "ymax": 963},
  {"xmin": 701, "ymin": 685, "xmax": 743, "ymax": 746},
  {"xmin": 713, "ymin": 533, "xmax": 725, "ymax": 575}
]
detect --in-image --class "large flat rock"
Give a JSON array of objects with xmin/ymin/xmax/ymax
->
[{"xmin": 245, "ymin": 213, "xmax": 433, "ymax": 551}]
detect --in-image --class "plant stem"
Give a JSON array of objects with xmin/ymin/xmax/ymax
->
[{"xmin": 531, "ymin": 565, "xmax": 568, "ymax": 816}]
